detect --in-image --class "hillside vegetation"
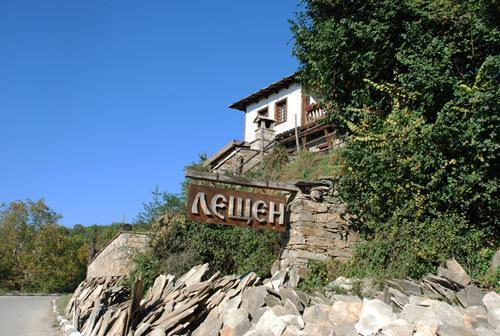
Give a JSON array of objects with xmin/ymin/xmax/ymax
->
[
  {"xmin": 2, "ymin": 0, "xmax": 497, "ymax": 294},
  {"xmin": 0, "ymin": 199, "xmax": 149, "ymax": 293},
  {"xmin": 291, "ymin": 0, "xmax": 499, "ymax": 283},
  {"xmin": 0, "ymin": 200, "xmax": 87, "ymax": 293},
  {"xmin": 121, "ymin": 1, "xmax": 500, "ymax": 290},
  {"xmin": 130, "ymin": 161, "xmax": 282, "ymax": 290}
]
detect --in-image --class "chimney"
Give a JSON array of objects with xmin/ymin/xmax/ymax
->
[
  {"xmin": 251, "ymin": 115, "xmax": 275, "ymax": 151},
  {"xmin": 121, "ymin": 223, "xmax": 133, "ymax": 232}
]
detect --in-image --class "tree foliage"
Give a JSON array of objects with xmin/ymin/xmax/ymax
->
[
  {"xmin": 135, "ymin": 187, "xmax": 184, "ymax": 226},
  {"xmin": 148, "ymin": 211, "xmax": 280, "ymax": 278},
  {"xmin": 132, "ymin": 180, "xmax": 281, "ymax": 288},
  {"xmin": 292, "ymin": 0, "xmax": 499, "ymax": 124},
  {"xmin": 0, "ymin": 199, "xmax": 87, "ymax": 292},
  {"xmin": 292, "ymin": 0, "xmax": 499, "ymax": 279}
]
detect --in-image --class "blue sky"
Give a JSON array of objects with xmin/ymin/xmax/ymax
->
[{"xmin": 0, "ymin": 1, "xmax": 299, "ymax": 226}]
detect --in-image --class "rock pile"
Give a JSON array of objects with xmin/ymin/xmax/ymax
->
[
  {"xmin": 66, "ymin": 263, "xmax": 499, "ymax": 336},
  {"xmin": 66, "ymin": 264, "xmax": 263, "ymax": 336},
  {"xmin": 65, "ymin": 276, "xmax": 130, "ymax": 335},
  {"xmin": 385, "ymin": 259, "xmax": 485, "ymax": 310}
]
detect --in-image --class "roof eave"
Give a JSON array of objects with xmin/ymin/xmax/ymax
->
[{"xmin": 229, "ymin": 72, "xmax": 299, "ymax": 112}]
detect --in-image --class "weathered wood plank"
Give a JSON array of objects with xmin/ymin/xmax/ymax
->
[
  {"xmin": 184, "ymin": 169, "xmax": 300, "ymax": 192},
  {"xmin": 187, "ymin": 184, "xmax": 288, "ymax": 232},
  {"xmin": 124, "ymin": 276, "xmax": 144, "ymax": 336}
]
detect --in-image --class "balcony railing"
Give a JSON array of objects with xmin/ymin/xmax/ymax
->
[{"xmin": 305, "ymin": 104, "xmax": 326, "ymax": 125}]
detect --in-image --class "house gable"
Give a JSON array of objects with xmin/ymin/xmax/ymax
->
[
  {"xmin": 229, "ymin": 73, "xmax": 298, "ymax": 111},
  {"xmin": 86, "ymin": 231, "xmax": 150, "ymax": 279},
  {"xmin": 243, "ymin": 82, "xmax": 303, "ymax": 143}
]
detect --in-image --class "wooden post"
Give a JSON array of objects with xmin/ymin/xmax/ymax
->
[
  {"xmin": 324, "ymin": 129, "xmax": 332, "ymax": 149},
  {"xmin": 124, "ymin": 275, "xmax": 144, "ymax": 336},
  {"xmin": 294, "ymin": 114, "xmax": 300, "ymax": 153},
  {"xmin": 260, "ymin": 120, "xmax": 265, "ymax": 169},
  {"xmin": 233, "ymin": 148, "xmax": 239, "ymax": 175}
]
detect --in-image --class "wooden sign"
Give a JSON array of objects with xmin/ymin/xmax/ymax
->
[{"xmin": 187, "ymin": 184, "xmax": 287, "ymax": 232}]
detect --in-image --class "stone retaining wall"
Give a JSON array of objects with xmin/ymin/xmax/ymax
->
[
  {"xmin": 278, "ymin": 190, "xmax": 360, "ymax": 278},
  {"xmin": 86, "ymin": 231, "xmax": 150, "ymax": 279}
]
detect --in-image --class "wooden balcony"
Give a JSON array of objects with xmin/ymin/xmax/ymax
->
[{"xmin": 304, "ymin": 104, "xmax": 326, "ymax": 125}]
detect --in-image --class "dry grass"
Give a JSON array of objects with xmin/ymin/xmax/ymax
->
[{"xmin": 255, "ymin": 147, "xmax": 343, "ymax": 182}]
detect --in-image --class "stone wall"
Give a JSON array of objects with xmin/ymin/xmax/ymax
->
[
  {"xmin": 87, "ymin": 231, "xmax": 150, "ymax": 279},
  {"xmin": 278, "ymin": 188, "xmax": 360, "ymax": 278}
]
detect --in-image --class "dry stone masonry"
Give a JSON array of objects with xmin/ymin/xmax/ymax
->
[
  {"xmin": 66, "ymin": 261, "xmax": 499, "ymax": 336},
  {"xmin": 86, "ymin": 231, "xmax": 150, "ymax": 279},
  {"xmin": 279, "ymin": 178, "xmax": 360, "ymax": 280}
]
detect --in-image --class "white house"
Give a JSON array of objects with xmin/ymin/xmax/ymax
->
[
  {"xmin": 204, "ymin": 73, "xmax": 335, "ymax": 174},
  {"xmin": 229, "ymin": 73, "xmax": 323, "ymax": 143}
]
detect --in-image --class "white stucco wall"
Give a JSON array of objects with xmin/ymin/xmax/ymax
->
[{"xmin": 244, "ymin": 83, "xmax": 303, "ymax": 143}]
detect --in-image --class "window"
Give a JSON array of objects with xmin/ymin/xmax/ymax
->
[
  {"xmin": 275, "ymin": 99, "xmax": 287, "ymax": 124},
  {"xmin": 258, "ymin": 107, "xmax": 268, "ymax": 117}
]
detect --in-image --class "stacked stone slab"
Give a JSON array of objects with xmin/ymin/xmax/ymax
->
[
  {"xmin": 65, "ymin": 276, "xmax": 130, "ymax": 335},
  {"xmin": 66, "ymin": 263, "xmax": 500, "ymax": 336},
  {"xmin": 279, "ymin": 180, "xmax": 360, "ymax": 279},
  {"xmin": 385, "ymin": 259, "xmax": 489, "ymax": 309},
  {"xmin": 66, "ymin": 264, "xmax": 263, "ymax": 336}
]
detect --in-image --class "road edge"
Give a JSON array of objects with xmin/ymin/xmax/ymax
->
[{"xmin": 52, "ymin": 299, "xmax": 82, "ymax": 336}]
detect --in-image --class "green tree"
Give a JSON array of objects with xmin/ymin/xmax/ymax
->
[
  {"xmin": 292, "ymin": 0, "xmax": 499, "ymax": 127},
  {"xmin": 135, "ymin": 187, "xmax": 184, "ymax": 226},
  {"xmin": 26, "ymin": 224, "xmax": 87, "ymax": 292},
  {"xmin": 292, "ymin": 0, "xmax": 499, "ymax": 279},
  {"xmin": 0, "ymin": 199, "xmax": 60, "ymax": 289},
  {"xmin": 0, "ymin": 199, "xmax": 87, "ymax": 292}
]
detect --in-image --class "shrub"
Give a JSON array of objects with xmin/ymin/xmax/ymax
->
[
  {"xmin": 149, "ymin": 212, "xmax": 281, "ymax": 278},
  {"xmin": 131, "ymin": 191, "xmax": 281, "ymax": 289},
  {"xmin": 338, "ymin": 58, "xmax": 499, "ymax": 280},
  {"xmin": 298, "ymin": 261, "xmax": 330, "ymax": 292},
  {"xmin": 292, "ymin": 0, "xmax": 499, "ymax": 282}
]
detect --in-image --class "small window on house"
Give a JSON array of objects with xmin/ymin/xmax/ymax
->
[
  {"xmin": 307, "ymin": 96, "xmax": 314, "ymax": 106},
  {"xmin": 275, "ymin": 99, "xmax": 287, "ymax": 124},
  {"xmin": 258, "ymin": 107, "xmax": 268, "ymax": 117}
]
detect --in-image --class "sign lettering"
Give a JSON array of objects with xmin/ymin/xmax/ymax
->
[{"xmin": 187, "ymin": 184, "xmax": 287, "ymax": 231}]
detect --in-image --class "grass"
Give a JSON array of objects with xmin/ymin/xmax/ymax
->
[
  {"xmin": 278, "ymin": 149, "xmax": 342, "ymax": 181},
  {"xmin": 56, "ymin": 294, "xmax": 72, "ymax": 317},
  {"xmin": 251, "ymin": 147, "xmax": 343, "ymax": 182}
]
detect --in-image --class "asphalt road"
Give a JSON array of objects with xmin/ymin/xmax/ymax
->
[{"xmin": 0, "ymin": 296, "xmax": 58, "ymax": 336}]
